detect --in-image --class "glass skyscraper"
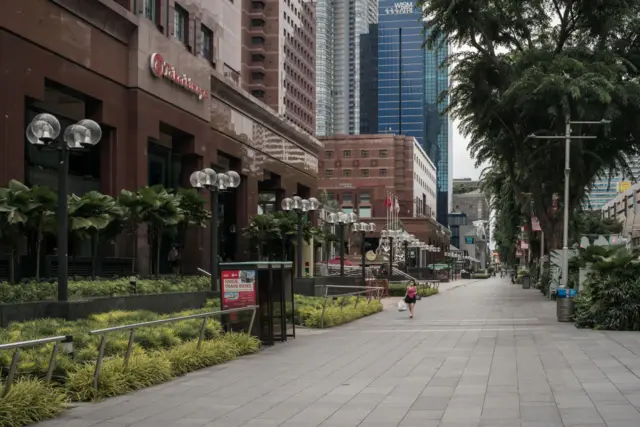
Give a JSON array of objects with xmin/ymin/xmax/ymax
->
[
  {"xmin": 315, "ymin": 0, "xmax": 378, "ymax": 136},
  {"xmin": 374, "ymin": 0, "xmax": 451, "ymax": 224}
]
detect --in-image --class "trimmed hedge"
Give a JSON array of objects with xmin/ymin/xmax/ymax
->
[
  {"xmin": 291, "ymin": 294, "xmax": 383, "ymax": 328},
  {"xmin": 472, "ymin": 273, "xmax": 491, "ymax": 279},
  {"xmin": 388, "ymin": 284, "xmax": 439, "ymax": 297},
  {"xmin": 0, "ymin": 276, "xmax": 211, "ymax": 303}
]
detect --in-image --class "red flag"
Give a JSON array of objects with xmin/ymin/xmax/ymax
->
[{"xmin": 384, "ymin": 195, "xmax": 392, "ymax": 207}]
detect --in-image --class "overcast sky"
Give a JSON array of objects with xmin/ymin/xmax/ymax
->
[{"xmin": 452, "ymin": 119, "xmax": 481, "ymax": 180}]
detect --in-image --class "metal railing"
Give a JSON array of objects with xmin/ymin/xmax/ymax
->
[
  {"xmin": 89, "ymin": 305, "xmax": 258, "ymax": 388},
  {"xmin": 0, "ymin": 335, "xmax": 69, "ymax": 396},
  {"xmin": 319, "ymin": 285, "xmax": 385, "ymax": 328}
]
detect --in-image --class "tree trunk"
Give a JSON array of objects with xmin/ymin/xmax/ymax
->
[
  {"xmin": 91, "ymin": 233, "xmax": 98, "ymax": 280},
  {"xmin": 9, "ymin": 247, "xmax": 15, "ymax": 284},
  {"xmin": 156, "ymin": 232, "xmax": 161, "ymax": 280},
  {"xmin": 35, "ymin": 230, "xmax": 42, "ymax": 282}
]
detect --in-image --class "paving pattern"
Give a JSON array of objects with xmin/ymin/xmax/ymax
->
[{"xmin": 37, "ymin": 277, "xmax": 640, "ymax": 427}]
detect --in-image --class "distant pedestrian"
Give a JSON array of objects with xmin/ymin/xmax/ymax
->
[
  {"xmin": 168, "ymin": 246, "xmax": 180, "ymax": 276},
  {"xmin": 404, "ymin": 280, "xmax": 417, "ymax": 319}
]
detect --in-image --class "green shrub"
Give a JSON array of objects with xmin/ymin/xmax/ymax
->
[
  {"xmin": 574, "ymin": 246, "xmax": 640, "ymax": 330},
  {"xmin": 298, "ymin": 300, "xmax": 383, "ymax": 328},
  {"xmin": 0, "ymin": 276, "xmax": 211, "ymax": 304},
  {"xmin": 388, "ymin": 284, "xmax": 440, "ymax": 297},
  {"xmin": 472, "ymin": 273, "xmax": 490, "ymax": 279},
  {"xmin": 66, "ymin": 351, "xmax": 173, "ymax": 401},
  {"xmin": 0, "ymin": 379, "xmax": 68, "ymax": 427}
]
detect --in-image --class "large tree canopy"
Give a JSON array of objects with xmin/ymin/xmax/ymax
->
[{"xmin": 418, "ymin": 0, "xmax": 640, "ymax": 250}]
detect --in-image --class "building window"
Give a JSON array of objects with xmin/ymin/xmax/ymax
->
[
  {"xmin": 361, "ymin": 169, "xmax": 369, "ymax": 177},
  {"xmin": 325, "ymin": 150, "xmax": 333, "ymax": 158},
  {"xmin": 343, "ymin": 169, "xmax": 352, "ymax": 177},
  {"xmin": 343, "ymin": 150, "xmax": 351, "ymax": 158},
  {"xmin": 250, "ymin": 89, "xmax": 265, "ymax": 98},
  {"xmin": 251, "ymin": 36, "xmax": 265, "ymax": 45},
  {"xmin": 200, "ymin": 25, "xmax": 213, "ymax": 62},
  {"xmin": 379, "ymin": 149, "xmax": 388, "ymax": 158},
  {"xmin": 360, "ymin": 192, "xmax": 370, "ymax": 203},
  {"xmin": 143, "ymin": 0, "xmax": 157, "ymax": 21},
  {"xmin": 251, "ymin": 1, "xmax": 265, "ymax": 10},
  {"xmin": 342, "ymin": 193, "xmax": 353, "ymax": 203},
  {"xmin": 361, "ymin": 150, "xmax": 369, "ymax": 158},
  {"xmin": 325, "ymin": 169, "xmax": 333, "ymax": 177},
  {"xmin": 174, "ymin": 4, "xmax": 188, "ymax": 43},
  {"xmin": 359, "ymin": 206, "xmax": 372, "ymax": 218},
  {"xmin": 379, "ymin": 168, "xmax": 388, "ymax": 176}
]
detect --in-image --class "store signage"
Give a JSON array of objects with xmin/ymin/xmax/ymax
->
[
  {"xmin": 221, "ymin": 270, "xmax": 257, "ymax": 311},
  {"xmin": 149, "ymin": 53, "xmax": 208, "ymax": 101},
  {"xmin": 385, "ymin": 2, "xmax": 414, "ymax": 14}
]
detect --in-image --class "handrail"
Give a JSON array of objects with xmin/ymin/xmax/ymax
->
[
  {"xmin": 197, "ymin": 267, "xmax": 211, "ymax": 276},
  {"xmin": 90, "ymin": 305, "xmax": 258, "ymax": 389},
  {"xmin": 0, "ymin": 335, "xmax": 69, "ymax": 397},
  {"xmin": 320, "ymin": 285, "xmax": 385, "ymax": 328}
]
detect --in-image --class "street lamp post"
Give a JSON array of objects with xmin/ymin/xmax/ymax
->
[
  {"xmin": 281, "ymin": 196, "xmax": 320, "ymax": 278},
  {"xmin": 190, "ymin": 168, "xmax": 241, "ymax": 291},
  {"xmin": 26, "ymin": 114, "xmax": 102, "ymax": 301},
  {"xmin": 529, "ymin": 117, "xmax": 609, "ymax": 289},
  {"xmin": 327, "ymin": 212, "xmax": 357, "ymax": 276},
  {"xmin": 399, "ymin": 232, "xmax": 414, "ymax": 272},
  {"xmin": 353, "ymin": 222, "xmax": 376, "ymax": 284}
]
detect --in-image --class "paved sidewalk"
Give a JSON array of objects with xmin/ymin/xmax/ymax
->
[{"xmin": 38, "ymin": 278, "xmax": 640, "ymax": 427}]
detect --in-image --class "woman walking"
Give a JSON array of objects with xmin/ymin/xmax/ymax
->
[{"xmin": 404, "ymin": 280, "xmax": 417, "ymax": 319}]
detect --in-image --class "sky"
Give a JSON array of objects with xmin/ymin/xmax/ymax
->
[{"xmin": 452, "ymin": 120, "xmax": 481, "ymax": 180}]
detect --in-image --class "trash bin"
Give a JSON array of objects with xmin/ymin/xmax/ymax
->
[
  {"xmin": 522, "ymin": 275, "xmax": 531, "ymax": 289},
  {"xmin": 556, "ymin": 288, "xmax": 576, "ymax": 322}
]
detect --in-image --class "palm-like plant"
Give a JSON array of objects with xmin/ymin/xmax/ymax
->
[
  {"xmin": 138, "ymin": 186, "xmax": 184, "ymax": 278},
  {"xmin": 0, "ymin": 180, "xmax": 32, "ymax": 282},
  {"xmin": 26, "ymin": 186, "xmax": 57, "ymax": 281},
  {"xmin": 243, "ymin": 214, "xmax": 281, "ymax": 260},
  {"xmin": 68, "ymin": 191, "xmax": 128, "ymax": 279}
]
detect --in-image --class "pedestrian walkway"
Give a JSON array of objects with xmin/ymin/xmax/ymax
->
[{"xmin": 38, "ymin": 277, "xmax": 640, "ymax": 427}]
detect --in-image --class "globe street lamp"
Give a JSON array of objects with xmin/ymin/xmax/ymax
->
[
  {"xmin": 281, "ymin": 196, "xmax": 320, "ymax": 278},
  {"xmin": 190, "ymin": 168, "xmax": 241, "ymax": 291},
  {"xmin": 352, "ymin": 222, "xmax": 376, "ymax": 284},
  {"xmin": 327, "ymin": 211, "xmax": 358, "ymax": 276},
  {"xmin": 26, "ymin": 113, "xmax": 102, "ymax": 301}
]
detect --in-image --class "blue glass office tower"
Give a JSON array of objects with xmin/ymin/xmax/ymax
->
[{"xmin": 375, "ymin": 0, "xmax": 451, "ymax": 225}]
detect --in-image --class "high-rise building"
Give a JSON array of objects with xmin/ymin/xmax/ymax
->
[
  {"xmin": 373, "ymin": 0, "xmax": 451, "ymax": 225},
  {"xmin": 587, "ymin": 157, "xmax": 640, "ymax": 210},
  {"xmin": 359, "ymin": 23, "xmax": 379, "ymax": 134},
  {"xmin": 241, "ymin": 0, "xmax": 316, "ymax": 135},
  {"xmin": 315, "ymin": 0, "xmax": 378, "ymax": 136}
]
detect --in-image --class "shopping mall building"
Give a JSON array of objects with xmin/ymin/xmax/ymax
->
[{"xmin": 0, "ymin": 0, "xmax": 320, "ymax": 274}]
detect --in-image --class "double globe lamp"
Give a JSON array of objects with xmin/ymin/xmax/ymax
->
[
  {"xmin": 190, "ymin": 168, "xmax": 241, "ymax": 290},
  {"xmin": 26, "ymin": 113, "xmax": 102, "ymax": 301},
  {"xmin": 281, "ymin": 196, "xmax": 320, "ymax": 278}
]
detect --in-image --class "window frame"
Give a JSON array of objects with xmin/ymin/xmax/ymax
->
[{"xmin": 174, "ymin": 3, "xmax": 189, "ymax": 44}]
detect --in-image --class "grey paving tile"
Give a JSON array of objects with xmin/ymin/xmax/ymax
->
[{"xmin": 27, "ymin": 278, "xmax": 640, "ymax": 427}]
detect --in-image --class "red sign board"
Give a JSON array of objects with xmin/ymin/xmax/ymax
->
[
  {"xmin": 149, "ymin": 53, "xmax": 208, "ymax": 100},
  {"xmin": 221, "ymin": 270, "xmax": 257, "ymax": 311}
]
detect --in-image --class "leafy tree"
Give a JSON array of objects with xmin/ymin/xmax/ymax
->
[
  {"xmin": 243, "ymin": 213, "xmax": 281, "ymax": 260},
  {"xmin": 0, "ymin": 180, "xmax": 34, "ymax": 282},
  {"xmin": 25, "ymin": 186, "xmax": 57, "ymax": 281},
  {"xmin": 139, "ymin": 186, "xmax": 184, "ymax": 278},
  {"xmin": 68, "ymin": 191, "xmax": 128, "ymax": 279},
  {"xmin": 419, "ymin": 0, "xmax": 640, "ymax": 251}
]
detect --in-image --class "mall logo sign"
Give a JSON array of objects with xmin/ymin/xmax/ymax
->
[{"xmin": 149, "ymin": 53, "xmax": 208, "ymax": 101}]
